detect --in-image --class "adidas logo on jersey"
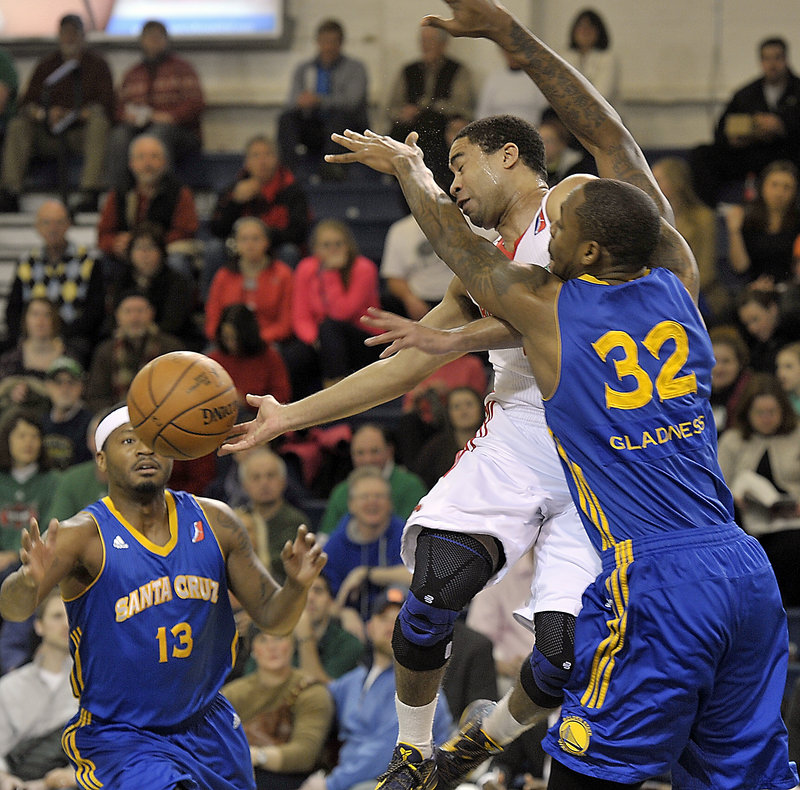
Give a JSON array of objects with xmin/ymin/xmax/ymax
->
[{"xmin": 113, "ymin": 535, "xmax": 129, "ymax": 549}]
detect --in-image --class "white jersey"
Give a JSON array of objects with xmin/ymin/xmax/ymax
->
[{"xmin": 479, "ymin": 191, "xmax": 553, "ymax": 417}]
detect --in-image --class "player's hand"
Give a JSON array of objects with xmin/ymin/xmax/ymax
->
[
  {"xmin": 218, "ymin": 395, "xmax": 286, "ymax": 456},
  {"xmin": 19, "ymin": 518, "xmax": 59, "ymax": 588},
  {"xmin": 325, "ymin": 129, "xmax": 424, "ymax": 176},
  {"xmin": 280, "ymin": 525, "xmax": 327, "ymax": 589},
  {"xmin": 362, "ymin": 307, "xmax": 456, "ymax": 357},
  {"xmin": 422, "ymin": 0, "xmax": 510, "ymax": 41}
]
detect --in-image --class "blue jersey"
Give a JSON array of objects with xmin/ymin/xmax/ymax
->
[
  {"xmin": 546, "ymin": 267, "xmax": 734, "ymax": 554},
  {"xmin": 65, "ymin": 490, "xmax": 237, "ymax": 729}
]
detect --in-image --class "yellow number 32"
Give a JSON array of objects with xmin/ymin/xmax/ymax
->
[{"xmin": 592, "ymin": 321, "xmax": 697, "ymax": 410}]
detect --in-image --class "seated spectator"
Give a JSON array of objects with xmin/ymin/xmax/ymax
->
[
  {"xmin": 293, "ymin": 575, "xmax": 365, "ymax": 684},
  {"xmin": 205, "ymin": 218, "xmax": 294, "ymax": 348},
  {"xmin": 653, "ymin": 156, "xmax": 730, "ymax": 323},
  {"xmin": 0, "ymin": 46, "xmax": 18, "ymax": 144},
  {"xmin": 0, "ymin": 409, "xmax": 59, "ymax": 574},
  {"xmin": 208, "ymin": 304, "xmax": 291, "ymax": 414},
  {"xmin": 222, "ymin": 628, "xmax": 335, "ymax": 790},
  {"xmin": 97, "ymin": 133, "xmax": 199, "ymax": 283},
  {"xmin": 0, "ymin": 298, "xmax": 68, "ymax": 418},
  {"xmin": 234, "ymin": 448, "xmax": 309, "ymax": 584},
  {"xmin": 410, "ymin": 386, "xmax": 485, "ymax": 490},
  {"xmin": 41, "ymin": 356, "xmax": 92, "ymax": 470},
  {"xmin": 776, "ymin": 342, "xmax": 800, "ymax": 416},
  {"xmin": 717, "ymin": 374, "xmax": 800, "ymax": 606},
  {"xmin": 538, "ymin": 114, "xmax": 594, "ymax": 188},
  {"xmin": 3, "ymin": 199, "xmax": 104, "ymax": 363},
  {"xmin": 0, "ymin": 592, "xmax": 78, "ymax": 790},
  {"xmin": 298, "ymin": 586, "xmax": 452, "ymax": 790},
  {"xmin": 323, "ymin": 467, "xmax": 411, "ymax": 625},
  {"xmin": 476, "ymin": 50, "xmax": 547, "ymax": 126},
  {"xmin": 277, "ymin": 19, "xmax": 368, "ymax": 173},
  {"xmin": 292, "ymin": 220, "xmax": 382, "ymax": 389},
  {"xmin": 387, "ymin": 26, "xmax": 475, "ymax": 188},
  {"xmin": 0, "ymin": 14, "xmax": 113, "ymax": 214},
  {"xmin": 110, "ymin": 221, "xmax": 199, "ymax": 347},
  {"xmin": 104, "ymin": 19, "xmax": 204, "ymax": 189},
  {"xmin": 204, "ymin": 135, "xmax": 311, "ymax": 295},
  {"xmin": 725, "ymin": 160, "xmax": 800, "ymax": 285},
  {"xmin": 709, "ymin": 325, "xmax": 754, "ymax": 433},
  {"xmin": 85, "ymin": 290, "xmax": 183, "ymax": 413},
  {"xmin": 736, "ymin": 288, "xmax": 800, "ymax": 373},
  {"xmin": 562, "ymin": 8, "xmax": 620, "ymax": 104},
  {"xmin": 320, "ymin": 424, "xmax": 427, "ymax": 535},
  {"xmin": 691, "ymin": 37, "xmax": 800, "ymax": 207}
]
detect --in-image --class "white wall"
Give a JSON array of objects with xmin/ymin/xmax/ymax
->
[{"xmin": 8, "ymin": 0, "xmax": 800, "ymax": 151}]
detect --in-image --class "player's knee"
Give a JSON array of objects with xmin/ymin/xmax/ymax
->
[
  {"xmin": 519, "ymin": 611, "xmax": 576, "ymax": 708},
  {"xmin": 392, "ymin": 594, "xmax": 460, "ymax": 670}
]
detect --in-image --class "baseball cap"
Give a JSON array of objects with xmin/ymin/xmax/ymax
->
[
  {"xmin": 60, "ymin": 14, "xmax": 85, "ymax": 32},
  {"xmin": 373, "ymin": 585, "xmax": 408, "ymax": 614},
  {"xmin": 46, "ymin": 356, "xmax": 83, "ymax": 380}
]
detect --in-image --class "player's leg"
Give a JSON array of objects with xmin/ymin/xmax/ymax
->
[{"xmin": 548, "ymin": 758, "xmax": 643, "ymax": 789}]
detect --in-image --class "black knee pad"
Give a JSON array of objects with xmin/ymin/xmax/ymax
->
[
  {"xmin": 392, "ymin": 529, "xmax": 501, "ymax": 671},
  {"xmin": 519, "ymin": 611, "xmax": 576, "ymax": 708}
]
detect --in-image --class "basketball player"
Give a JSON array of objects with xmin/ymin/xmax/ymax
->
[{"xmin": 0, "ymin": 404, "xmax": 327, "ymax": 790}]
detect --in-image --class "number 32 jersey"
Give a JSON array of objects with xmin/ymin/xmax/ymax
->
[
  {"xmin": 65, "ymin": 490, "xmax": 237, "ymax": 729},
  {"xmin": 546, "ymin": 268, "xmax": 735, "ymax": 555}
]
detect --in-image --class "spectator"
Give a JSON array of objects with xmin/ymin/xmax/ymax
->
[
  {"xmin": 3, "ymin": 199, "xmax": 104, "ymax": 362},
  {"xmin": 97, "ymin": 133, "xmax": 199, "ymax": 283},
  {"xmin": 737, "ymin": 288, "xmax": 800, "ymax": 373},
  {"xmin": 292, "ymin": 219, "xmax": 382, "ymax": 390},
  {"xmin": 538, "ymin": 115, "xmax": 593, "ymax": 187},
  {"xmin": 298, "ymin": 586, "xmax": 452, "ymax": 790},
  {"xmin": 222, "ymin": 628, "xmax": 335, "ymax": 790},
  {"xmin": 234, "ymin": 448, "xmax": 309, "ymax": 585},
  {"xmin": 387, "ymin": 26, "xmax": 475, "ymax": 188},
  {"xmin": 292, "ymin": 575, "xmax": 365, "ymax": 684},
  {"xmin": 0, "ymin": 409, "xmax": 58, "ymax": 573},
  {"xmin": 476, "ymin": 51, "xmax": 547, "ymax": 126},
  {"xmin": 85, "ymin": 290, "xmax": 183, "ymax": 413},
  {"xmin": 653, "ymin": 156, "xmax": 730, "ymax": 323},
  {"xmin": 104, "ymin": 19, "xmax": 204, "ymax": 188},
  {"xmin": 41, "ymin": 356, "xmax": 92, "ymax": 470},
  {"xmin": 0, "ymin": 298, "xmax": 67, "ymax": 419},
  {"xmin": 0, "ymin": 46, "xmax": 18, "ymax": 144},
  {"xmin": 0, "ymin": 14, "xmax": 113, "ymax": 214},
  {"xmin": 204, "ymin": 135, "xmax": 311, "ymax": 295},
  {"xmin": 718, "ymin": 374, "xmax": 800, "ymax": 606},
  {"xmin": 323, "ymin": 467, "xmax": 411, "ymax": 625},
  {"xmin": 776, "ymin": 341, "xmax": 800, "ymax": 416},
  {"xmin": 110, "ymin": 221, "xmax": 198, "ymax": 347},
  {"xmin": 691, "ymin": 37, "xmax": 800, "ymax": 207},
  {"xmin": 562, "ymin": 8, "xmax": 620, "ymax": 104},
  {"xmin": 205, "ymin": 217, "xmax": 294, "ymax": 347},
  {"xmin": 320, "ymin": 424, "xmax": 427, "ymax": 535},
  {"xmin": 208, "ymin": 303, "xmax": 291, "ymax": 415},
  {"xmin": 410, "ymin": 386, "xmax": 485, "ymax": 490},
  {"xmin": 0, "ymin": 592, "xmax": 77, "ymax": 790},
  {"xmin": 709, "ymin": 325, "xmax": 754, "ymax": 433},
  {"xmin": 278, "ymin": 19, "xmax": 368, "ymax": 173},
  {"xmin": 725, "ymin": 159, "xmax": 800, "ymax": 285}
]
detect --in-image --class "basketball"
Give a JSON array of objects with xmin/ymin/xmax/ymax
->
[{"xmin": 127, "ymin": 351, "xmax": 239, "ymax": 459}]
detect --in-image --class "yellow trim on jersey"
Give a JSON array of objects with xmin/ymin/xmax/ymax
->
[
  {"xmin": 102, "ymin": 491, "xmax": 178, "ymax": 556},
  {"xmin": 577, "ymin": 274, "xmax": 611, "ymax": 285},
  {"xmin": 193, "ymin": 496, "xmax": 228, "ymax": 563},
  {"xmin": 62, "ymin": 516, "xmax": 107, "ymax": 603},
  {"xmin": 551, "ymin": 434, "xmax": 616, "ymax": 550},
  {"xmin": 69, "ymin": 627, "xmax": 84, "ymax": 697},
  {"xmin": 231, "ymin": 630, "xmax": 239, "ymax": 669},
  {"xmin": 62, "ymin": 708, "xmax": 103, "ymax": 789},
  {"xmin": 580, "ymin": 540, "xmax": 633, "ymax": 709}
]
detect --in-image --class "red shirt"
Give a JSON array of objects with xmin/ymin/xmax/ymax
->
[{"xmin": 208, "ymin": 346, "xmax": 291, "ymax": 409}]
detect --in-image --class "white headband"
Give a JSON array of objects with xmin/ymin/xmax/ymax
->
[{"xmin": 95, "ymin": 406, "xmax": 131, "ymax": 451}]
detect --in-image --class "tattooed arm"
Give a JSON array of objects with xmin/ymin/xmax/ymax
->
[{"xmin": 200, "ymin": 499, "xmax": 326, "ymax": 634}]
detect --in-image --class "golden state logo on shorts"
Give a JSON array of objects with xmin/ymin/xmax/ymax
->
[{"xmin": 558, "ymin": 716, "xmax": 592, "ymax": 756}]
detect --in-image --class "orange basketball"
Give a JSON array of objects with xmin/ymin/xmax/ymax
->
[{"xmin": 127, "ymin": 351, "xmax": 239, "ymax": 459}]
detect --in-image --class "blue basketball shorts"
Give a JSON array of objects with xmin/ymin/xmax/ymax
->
[
  {"xmin": 62, "ymin": 693, "xmax": 255, "ymax": 790},
  {"xmin": 541, "ymin": 524, "xmax": 798, "ymax": 789}
]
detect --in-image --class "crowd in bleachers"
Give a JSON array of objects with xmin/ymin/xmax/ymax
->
[{"xmin": 1, "ymin": 6, "xmax": 800, "ymax": 788}]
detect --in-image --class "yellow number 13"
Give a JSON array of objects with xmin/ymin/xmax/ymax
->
[{"xmin": 592, "ymin": 321, "xmax": 697, "ymax": 410}]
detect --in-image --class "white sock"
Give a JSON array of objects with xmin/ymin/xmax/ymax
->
[
  {"xmin": 482, "ymin": 691, "xmax": 531, "ymax": 746},
  {"xmin": 395, "ymin": 694, "xmax": 438, "ymax": 758}
]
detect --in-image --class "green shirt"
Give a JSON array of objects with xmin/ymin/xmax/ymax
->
[
  {"xmin": 292, "ymin": 617, "xmax": 365, "ymax": 679},
  {"xmin": 0, "ymin": 47, "xmax": 18, "ymax": 130},
  {"xmin": 0, "ymin": 469, "xmax": 60, "ymax": 551},
  {"xmin": 44, "ymin": 461, "xmax": 107, "ymax": 524},
  {"xmin": 320, "ymin": 465, "xmax": 427, "ymax": 534}
]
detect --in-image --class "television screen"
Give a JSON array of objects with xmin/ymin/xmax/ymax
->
[{"xmin": 0, "ymin": 0, "xmax": 285, "ymax": 40}]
